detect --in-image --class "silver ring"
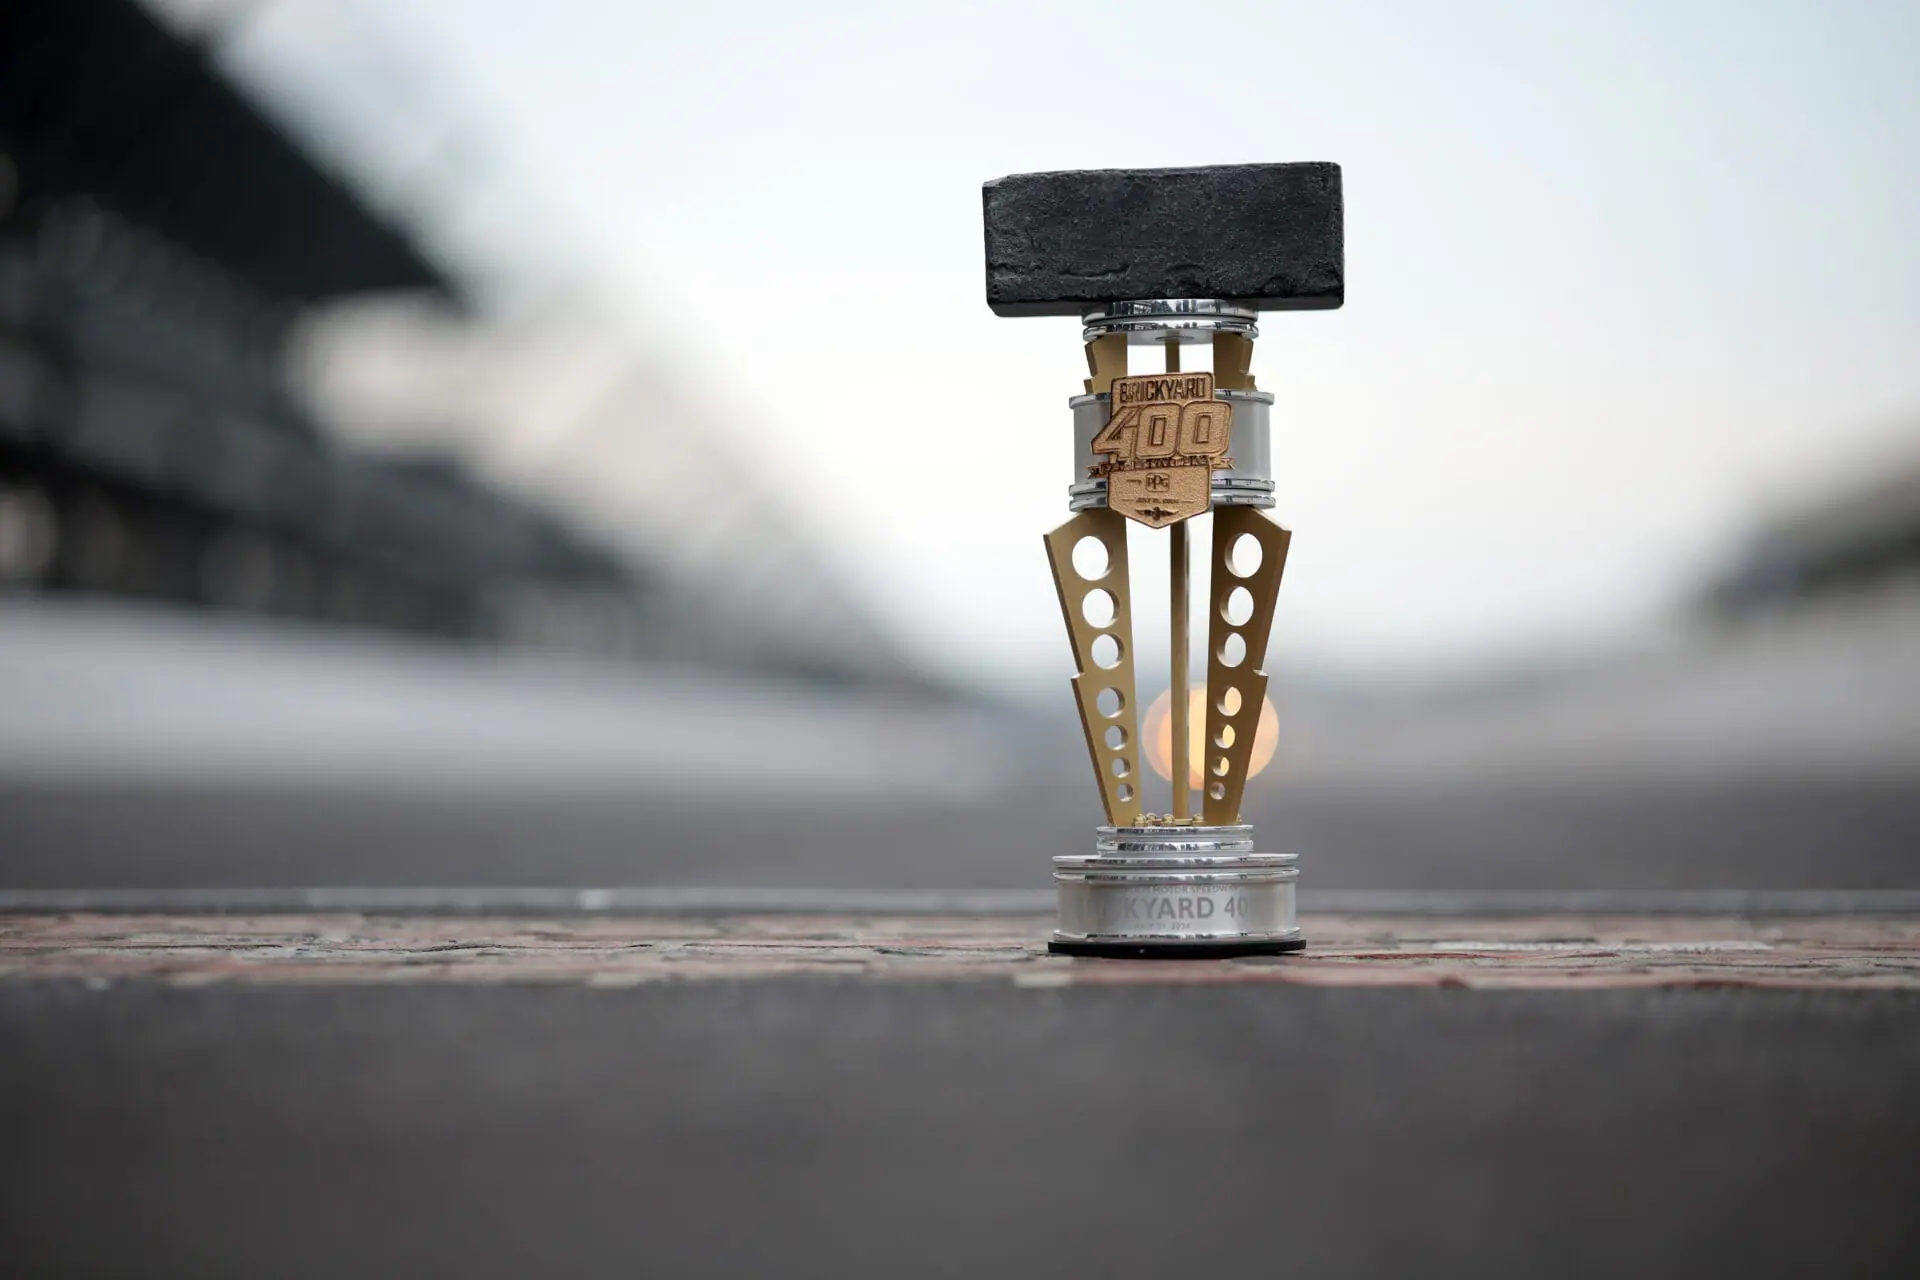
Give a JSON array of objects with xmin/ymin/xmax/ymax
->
[{"xmin": 1081, "ymin": 298, "xmax": 1260, "ymax": 345}]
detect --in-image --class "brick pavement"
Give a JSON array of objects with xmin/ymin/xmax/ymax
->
[{"xmin": 4, "ymin": 911, "xmax": 1915, "ymax": 989}]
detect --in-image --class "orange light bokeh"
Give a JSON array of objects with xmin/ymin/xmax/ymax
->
[{"xmin": 1141, "ymin": 687, "xmax": 1279, "ymax": 791}]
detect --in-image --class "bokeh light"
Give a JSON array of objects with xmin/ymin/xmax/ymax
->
[{"xmin": 1142, "ymin": 687, "xmax": 1279, "ymax": 791}]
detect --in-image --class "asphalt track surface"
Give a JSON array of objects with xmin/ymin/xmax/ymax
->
[
  {"xmin": 2, "ymin": 979, "xmax": 1916, "ymax": 1278},
  {"xmin": 2, "ymin": 775, "xmax": 1917, "ymax": 891}
]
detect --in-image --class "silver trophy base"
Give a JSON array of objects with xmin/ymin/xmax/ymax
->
[{"xmin": 1050, "ymin": 824, "xmax": 1302, "ymax": 958}]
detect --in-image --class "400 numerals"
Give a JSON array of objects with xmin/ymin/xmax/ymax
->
[{"xmin": 1091, "ymin": 399, "xmax": 1232, "ymax": 464}]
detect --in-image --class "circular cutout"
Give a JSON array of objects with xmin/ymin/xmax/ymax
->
[
  {"xmin": 1213, "ymin": 756, "xmax": 1231, "ymax": 777},
  {"xmin": 1217, "ymin": 687, "xmax": 1243, "ymax": 717},
  {"xmin": 1214, "ymin": 725, "xmax": 1236, "ymax": 749},
  {"xmin": 1081, "ymin": 588, "xmax": 1116, "ymax": 629},
  {"xmin": 1117, "ymin": 783, "xmax": 1134, "ymax": 803},
  {"xmin": 1096, "ymin": 687, "xmax": 1125, "ymax": 718},
  {"xmin": 1222, "ymin": 586, "xmax": 1254, "ymax": 626},
  {"xmin": 1111, "ymin": 757, "xmax": 1131, "ymax": 779},
  {"xmin": 1104, "ymin": 724, "xmax": 1127, "ymax": 750},
  {"xmin": 1071, "ymin": 535, "xmax": 1109, "ymax": 581},
  {"xmin": 1228, "ymin": 533, "xmax": 1263, "ymax": 578},
  {"xmin": 1218, "ymin": 632, "xmax": 1247, "ymax": 668},
  {"xmin": 1090, "ymin": 633, "xmax": 1123, "ymax": 669},
  {"xmin": 1208, "ymin": 782, "xmax": 1227, "ymax": 801}
]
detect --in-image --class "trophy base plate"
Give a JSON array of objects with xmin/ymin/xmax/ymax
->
[{"xmin": 1052, "ymin": 825, "xmax": 1301, "ymax": 961}]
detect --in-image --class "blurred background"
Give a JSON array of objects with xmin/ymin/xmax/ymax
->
[{"xmin": 2, "ymin": 0, "xmax": 1917, "ymax": 892}]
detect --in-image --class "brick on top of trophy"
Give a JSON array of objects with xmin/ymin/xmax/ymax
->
[{"xmin": 981, "ymin": 162, "xmax": 1344, "ymax": 317}]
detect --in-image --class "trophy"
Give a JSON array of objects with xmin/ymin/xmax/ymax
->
[{"xmin": 983, "ymin": 163, "xmax": 1344, "ymax": 957}]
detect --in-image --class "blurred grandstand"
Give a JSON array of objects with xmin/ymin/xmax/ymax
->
[
  {"xmin": 1, "ymin": 0, "xmax": 1914, "ymax": 903},
  {"xmin": 1706, "ymin": 452, "xmax": 1920, "ymax": 616},
  {"xmin": 0, "ymin": 0, "xmax": 920, "ymax": 689}
]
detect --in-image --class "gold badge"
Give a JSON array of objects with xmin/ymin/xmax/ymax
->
[{"xmin": 1090, "ymin": 372, "xmax": 1233, "ymax": 528}]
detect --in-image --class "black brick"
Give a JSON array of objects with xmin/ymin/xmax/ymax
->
[{"xmin": 983, "ymin": 162, "xmax": 1343, "ymax": 316}]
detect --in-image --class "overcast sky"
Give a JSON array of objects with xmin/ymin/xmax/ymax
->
[{"xmin": 193, "ymin": 0, "xmax": 1920, "ymax": 690}]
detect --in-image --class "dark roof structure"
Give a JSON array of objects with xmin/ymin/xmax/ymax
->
[
  {"xmin": 1709, "ymin": 447, "xmax": 1920, "ymax": 609},
  {"xmin": 0, "ymin": 0, "xmax": 448, "ymax": 303}
]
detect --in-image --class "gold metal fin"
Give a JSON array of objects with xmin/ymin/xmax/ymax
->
[
  {"xmin": 1201, "ymin": 506, "xmax": 1292, "ymax": 824},
  {"xmin": 1084, "ymin": 334, "xmax": 1128, "ymax": 396},
  {"xmin": 1044, "ymin": 507, "xmax": 1142, "ymax": 825},
  {"xmin": 1212, "ymin": 332, "xmax": 1256, "ymax": 391}
]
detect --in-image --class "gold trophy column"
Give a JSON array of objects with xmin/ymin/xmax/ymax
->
[{"xmin": 1054, "ymin": 331, "xmax": 1266, "ymax": 825}]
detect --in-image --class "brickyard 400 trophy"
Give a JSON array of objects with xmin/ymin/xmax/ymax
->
[{"xmin": 983, "ymin": 163, "xmax": 1344, "ymax": 957}]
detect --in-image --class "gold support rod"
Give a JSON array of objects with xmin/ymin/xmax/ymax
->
[
  {"xmin": 1170, "ymin": 518, "xmax": 1190, "ymax": 818},
  {"xmin": 1164, "ymin": 337, "xmax": 1190, "ymax": 820}
]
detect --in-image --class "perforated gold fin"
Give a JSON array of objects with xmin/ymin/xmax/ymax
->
[
  {"xmin": 1044, "ymin": 507, "xmax": 1142, "ymax": 825},
  {"xmin": 1201, "ymin": 507, "xmax": 1291, "ymax": 824}
]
